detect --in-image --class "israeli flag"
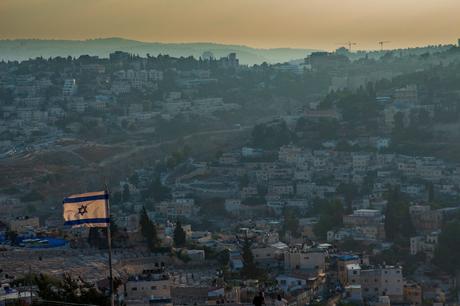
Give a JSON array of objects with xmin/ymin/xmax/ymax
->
[{"xmin": 63, "ymin": 191, "xmax": 109, "ymax": 228}]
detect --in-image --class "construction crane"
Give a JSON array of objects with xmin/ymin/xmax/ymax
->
[
  {"xmin": 336, "ymin": 41, "xmax": 357, "ymax": 51},
  {"xmin": 378, "ymin": 41, "xmax": 391, "ymax": 51}
]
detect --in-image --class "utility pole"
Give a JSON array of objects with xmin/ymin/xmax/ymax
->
[
  {"xmin": 29, "ymin": 264, "xmax": 33, "ymax": 305},
  {"xmin": 105, "ymin": 187, "xmax": 115, "ymax": 306}
]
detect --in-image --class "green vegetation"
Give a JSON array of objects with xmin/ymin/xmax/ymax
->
[
  {"xmin": 313, "ymin": 200, "xmax": 344, "ymax": 239},
  {"xmin": 139, "ymin": 207, "xmax": 160, "ymax": 251},
  {"xmin": 122, "ymin": 183, "xmax": 130, "ymax": 202},
  {"xmin": 241, "ymin": 237, "xmax": 259, "ymax": 280},
  {"xmin": 384, "ymin": 187, "xmax": 415, "ymax": 244},
  {"xmin": 434, "ymin": 220, "xmax": 460, "ymax": 274},
  {"xmin": 142, "ymin": 177, "xmax": 171, "ymax": 202},
  {"xmin": 173, "ymin": 220, "xmax": 187, "ymax": 247},
  {"xmin": 251, "ymin": 120, "xmax": 294, "ymax": 149},
  {"xmin": 283, "ymin": 208, "xmax": 301, "ymax": 238},
  {"xmin": 34, "ymin": 273, "xmax": 113, "ymax": 306}
]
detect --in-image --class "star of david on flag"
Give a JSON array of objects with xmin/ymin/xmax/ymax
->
[{"xmin": 63, "ymin": 191, "xmax": 109, "ymax": 228}]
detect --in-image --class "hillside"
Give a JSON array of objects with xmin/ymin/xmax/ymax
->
[{"xmin": 0, "ymin": 38, "xmax": 319, "ymax": 65}]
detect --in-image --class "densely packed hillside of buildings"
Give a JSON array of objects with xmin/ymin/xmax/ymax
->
[{"xmin": 2, "ymin": 44, "xmax": 460, "ymax": 305}]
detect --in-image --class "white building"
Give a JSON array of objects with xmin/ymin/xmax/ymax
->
[
  {"xmin": 124, "ymin": 271, "xmax": 172, "ymax": 306},
  {"xmin": 410, "ymin": 231, "xmax": 440, "ymax": 258},
  {"xmin": 63, "ymin": 79, "xmax": 77, "ymax": 96},
  {"xmin": 343, "ymin": 264, "xmax": 403, "ymax": 303},
  {"xmin": 284, "ymin": 246, "xmax": 326, "ymax": 272},
  {"xmin": 276, "ymin": 274, "xmax": 307, "ymax": 293}
]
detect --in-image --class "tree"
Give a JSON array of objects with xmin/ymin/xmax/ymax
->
[
  {"xmin": 195, "ymin": 197, "xmax": 228, "ymax": 217},
  {"xmin": 111, "ymin": 191, "xmax": 122, "ymax": 205},
  {"xmin": 239, "ymin": 174, "xmax": 250, "ymax": 188},
  {"xmin": 128, "ymin": 173, "xmax": 139, "ymax": 187},
  {"xmin": 313, "ymin": 200, "xmax": 344, "ymax": 240},
  {"xmin": 88, "ymin": 228, "xmax": 102, "ymax": 248},
  {"xmin": 434, "ymin": 221, "xmax": 460, "ymax": 274},
  {"xmin": 241, "ymin": 237, "xmax": 258, "ymax": 279},
  {"xmin": 283, "ymin": 208, "xmax": 300, "ymax": 238},
  {"xmin": 251, "ymin": 120, "xmax": 294, "ymax": 149},
  {"xmin": 26, "ymin": 203, "xmax": 37, "ymax": 214},
  {"xmin": 110, "ymin": 217, "xmax": 119, "ymax": 237},
  {"xmin": 143, "ymin": 177, "xmax": 171, "ymax": 202},
  {"xmin": 173, "ymin": 221, "xmax": 187, "ymax": 247},
  {"xmin": 384, "ymin": 187, "xmax": 415, "ymax": 243},
  {"xmin": 122, "ymin": 184, "xmax": 130, "ymax": 202},
  {"xmin": 337, "ymin": 183, "xmax": 358, "ymax": 214},
  {"xmin": 139, "ymin": 207, "xmax": 160, "ymax": 251},
  {"xmin": 427, "ymin": 182, "xmax": 435, "ymax": 203},
  {"xmin": 34, "ymin": 273, "xmax": 112, "ymax": 306},
  {"xmin": 20, "ymin": 190, "xmax": 44, "ymax": 202},
  {"xmin": 392, "ymin": 112, "xmax": 405, "ymax": 138},
  {"xmin": 6, "ymin": 229, "xmax": 18, "ymax": 245}
]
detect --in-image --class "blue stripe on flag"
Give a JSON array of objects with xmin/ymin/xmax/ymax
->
[
  {"xmin": 63, "ymin": 194, "xmax": 108, "ymax": 204},
  {"xmin": 64, "ymin": 218, "xmax": 110, "ymax": 226}
]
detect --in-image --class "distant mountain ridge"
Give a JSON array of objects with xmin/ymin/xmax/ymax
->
[{"xmin": 0, "ymin": 37, "xmax": 320, "ymax": 65}]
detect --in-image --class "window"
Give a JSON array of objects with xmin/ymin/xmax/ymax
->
[
  {"xmin": 151, "ymin": 286, "xmax": 157, "ymax": 290},
  {"xmin": 132, "ymin": 287, "xmax": 137, "ymax": 291}
]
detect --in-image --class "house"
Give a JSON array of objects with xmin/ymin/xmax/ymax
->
[
  {"xmin": 171, "ymin": 287, "xmax": 226, "ymax": 305},
  {"xmin": 268, "ymin": 181, "xmax": 294, "ymax": 197},
  {"xmin": 251, "ymin": 244, "xmax": 284, "ymax": 268},
  {"xmin": 229, "ymin": 251, "xmax": 243, "ymax": 272},
  {"xmin": 279, "ymin": 145, "xmax": 302, "ymax": 164},
  {"xmin": 360, "ymin": 266, "xmax": 404, "ymax": 303},
  {"xmin": 155, "ymin": 199, "xmax": 196, "ymax": 219},
  {"xmin": 63, "ymin": 79, "xmax": 77, "ymax": 96},
  {"xmin": 9, "ymin": 216, "xmax": 40, "ymax": 233},
  {"xmin": 409, "ymin": 205, "xmax": 443, "ymax": 233},
  {"xmin": 410, "ymin": 231, "xmax": 440, "ymax": 258},
  {"xmin": 336, "ymin": 255, "xmax": 363, "ymax": 285},
  {"xmin": 186, "ymin": 249, "xmax": 205, "ymax": 262},
  {"xmin": 343, "ymin": 284, "xmax": 363, "ymax": 303},
  {"xmin": 276, "ymin": 274, "xmax": 308, "ymax": 293},
  {"xmin": 224, "ymin": 199, "xmax": 241, "ymax": 215},
  {"xmin": 124, "ymin": 270, "xmax": 172, "ymax": 306},
  {"xmin": 343, "ymin": 209, "xmax": 385, "ymax": 240},
  {"xmin": 284, "ymin": 245, "xmax": 326, "ymax": 273},
  {"xmin": 404, "ymin": 282, "xmax": 422, "ymax": 306}
]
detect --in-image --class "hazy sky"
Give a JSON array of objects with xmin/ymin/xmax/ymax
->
[{"xmin": 1, "ymin": 0, "xmax": 459, "ymax": 50}]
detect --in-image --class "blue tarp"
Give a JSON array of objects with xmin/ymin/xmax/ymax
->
[{"xmin": 3, "ymin": 237, "xmax": 69, "ymax": 248}]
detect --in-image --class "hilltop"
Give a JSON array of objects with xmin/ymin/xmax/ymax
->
[{"xmin": 0, "ymin": 37, "xmax": 319, "ymax": 65}]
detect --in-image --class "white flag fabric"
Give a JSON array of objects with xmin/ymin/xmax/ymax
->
[{"xmin": 63, "ymin": 191, "xmax": 109, "ymax": 228}]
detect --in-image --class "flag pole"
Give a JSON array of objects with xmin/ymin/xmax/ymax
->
[{"xmin": 105, "ymin": 185, "xmax": 115, "ymax": 306}]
